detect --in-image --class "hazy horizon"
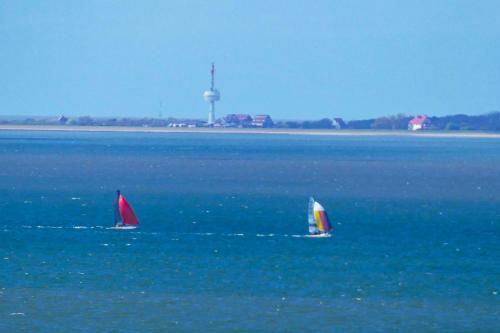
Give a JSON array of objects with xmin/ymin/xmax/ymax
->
[{"xmin": 1, "ymin": 1, "xmax": 499, "ymax": 120}]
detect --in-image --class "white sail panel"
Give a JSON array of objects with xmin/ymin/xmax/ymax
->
[{"xmin": 308, "ymin": 197, "xmax": 319, "ymax": 234}]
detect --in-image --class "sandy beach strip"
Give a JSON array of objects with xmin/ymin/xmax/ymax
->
[{"xmin": 1, "ymin": 124, "xmax": 500, "ymax": 139}]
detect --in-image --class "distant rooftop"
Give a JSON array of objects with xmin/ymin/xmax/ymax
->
[{"xmin": 409, "ymin": 115, "xmax": 428, "ymax": 125}]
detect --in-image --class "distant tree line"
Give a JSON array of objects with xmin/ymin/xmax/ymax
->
[
  {"xmin": 67, "ymin": 116, "xmax": 174, "ymax": 127},
  {"xmin": 346, "ymin": 112, "xmax": 500, "ymax": 131},
  {"xmin": 0, "ymin": 116, "xmax": 173, "ymax": 127},
  {"xmin": 2, "ymin": 112, "xmax": 499, "ymax": 131},
  {"xmin": 346, "ymin": 114, "xmax": 412, "ymax": 130},
  {"xmin": 274, "ymin": 118, "xmax": 345, "ymax": 129},
  {"xmin": 428, "ymin": 112, "xmax": 500, "ymax": 131}
]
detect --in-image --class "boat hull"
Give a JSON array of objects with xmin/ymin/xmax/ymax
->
[
  {"xmin": 305, "ymin": 233, "xmax": 331, "ymax": 238},
  {"xmin": 113, "ymin": 226, "xmax": 137, "ymax": 230}
]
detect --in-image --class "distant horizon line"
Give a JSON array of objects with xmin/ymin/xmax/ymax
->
[{"xmin": 1, "ymin": 110, "xmax": 499, "ymax": 123}]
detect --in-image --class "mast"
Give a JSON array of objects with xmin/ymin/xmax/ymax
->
[
  {"xmin": 210, "ymin": 62, "xmax": 215, "ymax": 91},
  {"xmin": 114, "ymin": 190, "xmax": 122, "ymax": 225}
]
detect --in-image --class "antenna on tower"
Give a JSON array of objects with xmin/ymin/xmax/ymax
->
[{"xmin": 210, "ymin": 62, "xmax": 215, "ymax": 90}]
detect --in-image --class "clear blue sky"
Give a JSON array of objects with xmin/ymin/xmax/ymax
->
[{"xmin": 1, "ymin": 0, "xmax": 499, "ymax": 120}]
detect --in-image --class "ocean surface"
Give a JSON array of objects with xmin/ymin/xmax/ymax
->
[{"xmin": 0, "ymin": 130, "xmax": 499, "ymax": 332}]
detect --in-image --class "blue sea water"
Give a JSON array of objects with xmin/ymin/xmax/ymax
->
[{"xmin": 0, "ymin": 130, "xmax": 499, "ymax": 332}]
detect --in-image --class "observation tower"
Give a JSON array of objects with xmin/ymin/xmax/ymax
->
[{"xmin": 203, "ymin": 63, "xmax": 220, "ymax": 125}]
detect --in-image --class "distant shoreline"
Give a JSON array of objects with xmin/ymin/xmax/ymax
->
[{"xmin": 1, "ymin": 124, "xmax": 500, "ymax": 138}]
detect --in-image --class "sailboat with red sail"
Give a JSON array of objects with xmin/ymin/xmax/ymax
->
[{"xmin": 114, "ymin": 190, "xmax": 140, "ymax": 230}]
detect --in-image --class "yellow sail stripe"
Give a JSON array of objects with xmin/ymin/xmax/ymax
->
[{"xmin": 314, "ymin": 210, "xmax": 324, "ymax": 231}]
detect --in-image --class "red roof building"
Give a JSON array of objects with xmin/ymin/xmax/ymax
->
[{"xmin": 408, "ymin": 115, "xmax": 431, "ymax": 131}]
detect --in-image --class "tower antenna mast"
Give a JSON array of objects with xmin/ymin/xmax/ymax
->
[{"xmin": 211, "ymin": 63, "xmax": 215, "ymax": 91}]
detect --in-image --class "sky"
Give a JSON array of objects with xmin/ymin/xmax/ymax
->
[{"xmin": 1, "ymin": 0, "xmax": 499, "ymax": 120}]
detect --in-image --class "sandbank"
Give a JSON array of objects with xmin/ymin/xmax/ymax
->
[{"xmin": 1, "ymin": 124, "xmax": 500, "ymax": 139}]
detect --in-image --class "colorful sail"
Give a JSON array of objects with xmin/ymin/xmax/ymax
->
[
  {"xmin": 119, "ymin": 195, "xmax": 140, "ymax": 226},
  {"xmin": 313, "ymin": 201, "xmax": 331, "ymax": 233},
  {"xmin": 308, "ymin": 197, "xmax": 319, "ymax": 234},
  {"xmin": 115, "ymin": 190, "xmax": 139, "ymax": 227}
]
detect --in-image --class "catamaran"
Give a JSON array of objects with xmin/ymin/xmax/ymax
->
[
  {"xmin": 307, "ymin": 197, "xmax": 332, "ymax": 238},
  {"xmin": 114, "ymin": 190, "xmax": 139, "ymax": 230}
]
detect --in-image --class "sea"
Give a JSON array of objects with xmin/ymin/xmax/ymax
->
[{"xmin": 0, "ymin": 130, "xmax": 498, "ymax": 332}]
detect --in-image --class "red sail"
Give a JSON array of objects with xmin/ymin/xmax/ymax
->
[{"xmin": 118, "ymin": 195, "xmax": 139, "ymax": 226}]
